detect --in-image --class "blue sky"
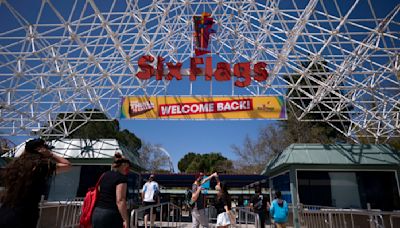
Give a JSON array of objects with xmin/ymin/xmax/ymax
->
[
  {"xmin": 7, "ymin": 119, "xmax": 272, "ymax": 172},
  {"xmin": 120, "ymin": 119, "xmax": 273, "ymax": 172}
]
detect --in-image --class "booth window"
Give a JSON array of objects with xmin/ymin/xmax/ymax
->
[{"xmin": 297, "ymin": 170, "xmax": 400, "ymax": 211}]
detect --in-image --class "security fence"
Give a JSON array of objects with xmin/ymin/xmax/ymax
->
[{"xmin": 298, "ymin": 204, "xmax": 400, "ymax": 228}]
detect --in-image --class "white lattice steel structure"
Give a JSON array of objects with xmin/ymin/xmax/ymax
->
[{"xmin": 0, "ymin": 0, "xmax": 399, "ymax": 142}]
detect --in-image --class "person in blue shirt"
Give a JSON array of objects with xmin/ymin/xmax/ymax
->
[{"xmin": 269, "ymin": 191, "xmax": 289, "ymax": 228}]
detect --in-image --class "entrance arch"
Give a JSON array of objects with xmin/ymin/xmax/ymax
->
[{"xmin": 0, "ymin": 0, "xmax": 398, "ymax": 142}]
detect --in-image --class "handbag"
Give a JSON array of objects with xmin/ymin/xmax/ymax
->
[
  {"xmin": 216, "ymin": 211, "xmax": 237, "ymax": 226},
  {"xmin": 79, "ymin": 173, "xmax": 105, "ymax": 228}
]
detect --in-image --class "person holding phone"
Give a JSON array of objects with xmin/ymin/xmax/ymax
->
[{"xmin": 191, "ymin": 172, "xmax": 218, "ymax": 228}]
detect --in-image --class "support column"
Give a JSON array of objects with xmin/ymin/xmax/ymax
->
[
  {"xmin": 289, "ymin": 167, "xmax": 300, "ymax": 228},
  {"xmin": 269, "ymin": 176, "xmax": 273, "ymax": 200}
]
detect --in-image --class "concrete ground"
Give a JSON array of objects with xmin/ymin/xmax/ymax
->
[{"xmin": 140, "ymin": 221, "xmax": 294, "ymax": 228}]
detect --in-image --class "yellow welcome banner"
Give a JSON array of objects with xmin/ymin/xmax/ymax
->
[{"xmin": 120, "ymin": 96, "xmax": 286, "ymax": 120}]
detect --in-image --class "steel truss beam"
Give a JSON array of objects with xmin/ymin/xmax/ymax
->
[{"xmin": 0, "ymin": 0, "xmax": 398, "ymax": 142}]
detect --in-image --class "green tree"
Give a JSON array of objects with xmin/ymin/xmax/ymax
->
[
  {"xmin": 231, "ymin": 60, "xmax": 354, "ymax": 174},
  {"xmin": 280, "ymin": 112, "xmax": 340, "ymax": 144},
  {"xmin": 185, "ymin": 156, "xmax": 207, "ymax": 173},
  {"xmin": 177, "ymin": 152, "xmax": 233, "ymax": 173},
  {"xmin": 116, "ymin": 129, "xmax": 142, "ymax": 154},
  {"xmin": 46, "ymin": 109, "xmax": 141, "ymax": 154},
  {"xmin": 282, "ymin": 60, "xmax": 351, "ymax": 143},
  {"xmin": 388, "ymin": 139, "xmax": 400, "ymax": 150},
  {"xmin": 177, "ymin": 152, "xmax": 200, "ymax": 173},
  {"xmin": 357, "ymin": 131, "xmax": 400, "ymax": 150}
]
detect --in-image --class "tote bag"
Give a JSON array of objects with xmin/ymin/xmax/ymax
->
[{"xmin": 79, "ymin": 173, "xmax": 105, "ymax": 228}]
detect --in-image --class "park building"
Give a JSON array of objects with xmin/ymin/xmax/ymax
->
[{"xmin": 263, "ymin": 143, "xmax": 400, "ymax": 227}]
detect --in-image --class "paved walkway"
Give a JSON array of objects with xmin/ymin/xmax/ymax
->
[{"xmin": 142, "ymin": 221, "xmax": 293, "ymax": 228}]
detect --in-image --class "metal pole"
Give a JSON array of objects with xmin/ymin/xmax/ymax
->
[
  {"xmin": 150, "ymin": 207, "xmax": 153, "ymax": 228},
  {"xmin": 160, "ymin": 204, "xmax": 163, "ymax": 227},
  {"xmin": 351, "ymin": 212, "xmax": 354, "ymax": 228}
]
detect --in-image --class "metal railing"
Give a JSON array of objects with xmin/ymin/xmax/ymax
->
[
  {"xmin": 131, "ymin": 204, "xmax": 260, "ymax": 228},
  {"xmin": 130, "ymin": 202, "xmax": 182, "ymax": 228},
  {"xmin": 233, "ymin": 207, "xmax": 260, "ymax": 228},
  {"xmin": 208, "ymin": 206, "xmax": 260, "ymax": 228},
  {"xmin": 37, "ymin": 201, "xmax": 63, "ymax": 228},
  {"xmin": 298, "ymin": 204, "xmax": 400, "ymax": 228},
  {"xmin": 60, "ymin": 198, "xmax": 83, "ymax": 228},
  {"xmin": 38, "ymin": 200, "xmax": 400, "ymax": 228},
  {"xmin": 390, "ymin": 214, "xmax": 400, "ymax": 228},
  {"xmin": 37, "ymin": 198, "xmax": 83, "ymax": 228}
]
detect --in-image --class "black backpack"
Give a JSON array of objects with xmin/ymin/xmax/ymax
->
[{"xmin": 184, "ymin": 189, "xmax": 195, "ymax": 209}]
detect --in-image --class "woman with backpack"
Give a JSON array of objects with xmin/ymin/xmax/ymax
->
[
  {"xmin": 91, "ymin": 153, "xmax": 131, "ymax": 228},
  {"xmin": 269, "ymin": 191, "xmax": 289, "ymax": 228}
]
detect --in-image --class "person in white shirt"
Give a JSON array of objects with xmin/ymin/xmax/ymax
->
[{"xmin": 142, "ymin": 174, "xmax": 159, "ymax": 228}]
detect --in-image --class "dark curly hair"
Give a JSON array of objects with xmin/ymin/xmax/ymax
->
[{"xmin": 0, "ymin": 151, "xmax": 55, "ymax": 207}]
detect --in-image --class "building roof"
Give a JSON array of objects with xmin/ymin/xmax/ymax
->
[
  {"xmin": 263, "ymin": 144, "xmax": 400, "ymax": 175},
  {"xmin": 3, "ymin": 138, "xmax": 142, "ymax": 169}
]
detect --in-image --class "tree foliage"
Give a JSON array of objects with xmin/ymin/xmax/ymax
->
[
  {"xmin": 231, "ymin": 125, "xmax": 288, "ymax": 174},
  {"xmin": 177, "ymin": 152, "xmax": 233, "ymax": 173},
  {"xmin": 388, "ymin": 139, "xmax": 400, "ymax": 150},
  {"xmin": 46, "ymin": 109, "xmax": 141, "ymax": 153},
  {"xmin": 178, "ymin": 152, "xmax": 198, "ymax": 173},
  {"xmin": 116, "ymin": 129, "xmax": 142, "ymax": 154},
  {"xmin": 231, "ymin": 60, "xmax": 354, "ymax": 174},
  {"xmin": 279, "ymin": 112, "xmax": 343, "ymax": 144},
  {"xmin": 358, "ymin": 134, "xmax": 400, "ymax": 150},
  {"xmin": 282, "ymin": 60, "xmax": 351, "ymax": 143}
]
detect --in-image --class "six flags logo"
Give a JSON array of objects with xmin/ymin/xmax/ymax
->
[
  {"xmin": 193, "ymin": 12, "xmax": 216, "ymax": 56},
  {"xmin": 135, "ymin": 13, "xmax": 270, "ymax": 88}
]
